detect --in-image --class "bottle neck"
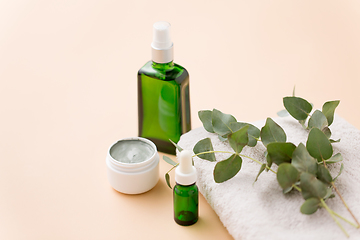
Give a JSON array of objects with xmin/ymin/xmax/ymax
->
[{"xmin": 151, "ymin": 61, "xmax": 174, "ymax": 71}]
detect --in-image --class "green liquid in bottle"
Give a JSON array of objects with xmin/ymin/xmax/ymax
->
[
  {"xmin": 138, "ymin": 61, "xmax": 191, "ymax": 154},
  {"xmin": 173, "ymin": 183, "xmax": 199, "ymax": 226}
]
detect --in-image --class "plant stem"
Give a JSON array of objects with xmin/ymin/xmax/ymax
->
[
  {"xmin": 293, "ymin": 185, "xmax": 301, "ymax": 192},
  {"xmin": 330, "ymin": 209, "xmax": 359, "ymax": 228},
  {"xmin": 166, "ymin": 163, "xmax": 179, "ymax": 174},
  {"xmin": 322, "ymin": 158, "xmax": 360, "ymax": 227},
  {"xmin": 321, "ymin": 199, "xmax": 349, "ymax": 238},
  {"xmin": 192, "ymin": 150, "xmax": 234, "ymax": 158},
  {"xmin": 331, "ymin": 181, "xmax": 360, "ymax": 228},
  {"xmin": 239, "ymin": 154, "xmax": 277, "ymax": 174}
]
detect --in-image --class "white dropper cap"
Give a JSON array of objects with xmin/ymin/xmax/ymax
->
[
  {"xmin": 175, "ymin": 150, "xmax": 197, "ymax": 186},
  {"xmin": 151, "ymin": 21, "xmax": 174, "ymax": 63}
]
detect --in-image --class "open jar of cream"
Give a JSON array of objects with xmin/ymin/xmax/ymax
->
[{"xmin": 106, "ymin": 137, "xmax": 159, "ymax": 194}]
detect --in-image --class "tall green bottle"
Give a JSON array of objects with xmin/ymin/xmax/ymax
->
[{"xmin": 138, "ymin": 22, "xmax": 191, "ymax": 154}]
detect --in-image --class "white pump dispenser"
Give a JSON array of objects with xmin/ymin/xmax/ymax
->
[
  {"xmin": 175, "ymin": 150, "xmax": 197, "ymax": 186},
  {"xmin": 151, "ymin": 21, "xmax": 174, "ymax": 63}
]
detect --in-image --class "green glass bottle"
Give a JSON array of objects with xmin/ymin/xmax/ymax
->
[
  {"xmin": 174, "ymin": 150, "xmax": 198, "ymax": 226},
  {"xmin": 138, "ymin": 21, "xmax": 191, "ymax": 155}
]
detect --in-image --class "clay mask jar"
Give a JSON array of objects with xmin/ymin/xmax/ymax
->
[{"xmin": 106, "ymin": 137, "xmax": 159, "ymax": 194}]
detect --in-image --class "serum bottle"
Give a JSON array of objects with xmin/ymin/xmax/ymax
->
[
  {"xmin": 137, "ymin": 21, "xmax": 191, "ymax": 155},
  {"xmin": 174, "ymin": 150, "xmax": 198, "ymax": 226}
]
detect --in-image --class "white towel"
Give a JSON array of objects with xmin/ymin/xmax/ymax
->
[{"xmin": 178, "ymin": 115, "xmax": 360, "ymax": 240}]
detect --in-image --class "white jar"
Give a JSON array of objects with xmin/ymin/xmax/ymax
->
[{"xmin": 106, "ymin": 137, "xmax": 159, "ymax": 194}]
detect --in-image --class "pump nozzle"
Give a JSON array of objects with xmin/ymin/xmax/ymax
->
[
  {"xmin": 151, "ymin": 21, "xmax": 174, "ymax": 63},
  {"xmin": 175, "ymin": 150, "xmax": 197, "ymax": 186}
]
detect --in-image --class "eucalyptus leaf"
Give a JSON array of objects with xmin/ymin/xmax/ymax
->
[
  {"xmin": 283, "ymin": 96, "xmax": 312, "ymax": 120},
  {"xmin": 324, "ymin": 188, "xmax": 335, "ymax": 200},
  {"xmin": 254, "ymin": 164, "xmax": 266, "ymax": 184},
  {"xmin": 260, "ymin": 118, "xmax": 287, "ymax": 147},
  {"xmin": 322, "ymin": 127, "xmax": 332, "ymax": 139},
  {"xmin": 322, "ymin": 100, "xmax": 340, "ymax": 126},
  {"xmin": 267, "ymin": 142, "xmax": 296, "ymax": 165},
  {"xmin": 300, "ymin": 198, "xmax": 321, "ymax": 215},
  {"xmin": 198, "ymin": 110, "xmax": 215, "ymax": 133},
  {"xmin": 165, "ymin": 173, "xmax": 172, "ymax": 189},
  {"xmin": 317, "ymin": 164, "xmax": 333, "ymax": 184},
  {"xmin": 306, "ymin": 128, "xmax": 333, "ymax": 161},
  {"xmin": 291, "ymin": 143, "xmax": 317, "ymax": 175},
  {"xmin": 277, "ymin": 109, "xmax": 289, "ymax": 117},
  {"xmin": 324, "ymin": 153, "xmax": 343, "ymax": 164},
  {"xmin": 193, "ymin": 138, "xmax": 216, "ymax": 161},
  {"xmin": 333, "ymin": 163, "xmax": 344, "ymax": 182},
  {"xmin": 213, "ymin": 154, "xmax": 242, "ymax": 183},
  {"xmin": 230, "ymin": 122, "xmax": 260, "ymax": 147},
  {"xmin": 299, "ymin": 120, "xmax": 306, "ymax": 129},
  {"xmin": 212, "ymin": 109, "xmax": 237, "ymax": 136},
  {"xmin": 308, "ymin": 110, "xmax": 328, "ymax": 130},
  {"xmin": 283, "ymin": 187, "xmax": 293, "ymax": 194},
  {"xmin": 163, "ymin": 155, "xmax": 178, "ymax": 166},
  {"xmin": 277, "ymin": 163, "xmax": 299, "ymax": 191},
  {"xmin": 218, "ymin": 135, "xmax": 227, "ymax": 142},
  {"xmin": 228, "ymin": 125, "xmax": 249, "ymax": 153},
  {"xmin": 265, "ymin": 151, "xmax": 272, "ymax": 172},
  {"xmin": 169, "ymin": 139, "xmax": 183, "ymax": 152},
  {"xmin": 300, "ymin": 172, "xmax": 329, "ymax": 200},
  {"xmin": 330, "ymin": 139, "xmax": 341, "ymax": 143}
]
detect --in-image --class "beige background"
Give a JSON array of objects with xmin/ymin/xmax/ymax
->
[{"xmin": 1, "ymin": 1, "xmax": 360, "ymax": 239}]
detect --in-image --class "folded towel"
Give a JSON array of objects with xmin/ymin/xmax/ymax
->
[{"xmin": 178, "ymin": 115, "xmax": 360, "ymax": 240}]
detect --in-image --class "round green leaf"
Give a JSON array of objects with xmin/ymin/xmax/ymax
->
[
  {"xmin": 291, "ymin": 143, "xmax": 317, "ymax": 175},
  {"xmin": 322, "ymin": 127, "xmax": 332, "ymax": 139},
  {"xmin": 283, "ymin": 96, "xmax": 312, "ymax": 120},
  {"xmin": 193, "ymin": 138, "xmax": 216, "ymax": 161},
  {"xmin": 228, "ymin": 125, "xmax": 249, "ymax": 153},
  {"xmin": 163, "ymin": 155, "xmax": 177, "ymax": 166},
  {"xmin": 277, "ymin": 163, "xmax": 299, "ymax": 191},
  {"xmin": 198, "ymin": 110, "xmax": 215, "ymax": 133},
  {"xmin": 316, "ymin": 165, "xmax": 332, "ymax": 184},
  {"xmin": 169, "ymin": 139, "xmax": 183, "ymax": 152},
  {"xmin": 322, "ymin": 100, "xmax": 340, "ymax": 126},
  {"xmin": 230, "ymin": 122, "xmax": 260, "ymax": 147},
  {"xmin": 214, "ymin": 154, "xmax": 242, "ymax": 183},
  {"xmin": 300, "ymin": 172, "xmax": 328, "ymax": 200},
  {"xmin": 267, "ymin": 142, "xmax": 296, "ymax": 165},
  {"xmin": 212, "ymin": 109, "xmax": 237, "ymax": 136},
  {"xmin": 260, "ymin": 118, "xmax": 287, "ymax": 147},
  {"xmin": 324, "ymin": 153, "xmax": 343, "ymax": 164},
  {"xmin": 333, "ymin": 163, "xmax": 344, "ymax": 182},
  {"xmin": 306, "ymin": 128, "xmax": 333, "ymax": 161},
  {"xmin": 300, "ymin": 198, "xmax": 320, "ymax": 215},
  {"xmin": 308, "ymin": 110, "xmax": 328, "ymax": 130},
  {"xmin": 165, "ymin": 173, "xmax": 172, "ymax": 189},
  {"xmin": 254, "ymin": 164, "xmax": 266, "ymax": 184}
]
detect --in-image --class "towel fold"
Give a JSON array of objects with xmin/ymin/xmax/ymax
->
[{"xmin": 178, "ymin": 115, "xmax": 360, "ymax": 240}]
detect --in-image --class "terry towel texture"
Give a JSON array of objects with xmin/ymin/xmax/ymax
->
[{"xmin": 178, "ymin": 115, "xmax": 360, "ymax": 240}]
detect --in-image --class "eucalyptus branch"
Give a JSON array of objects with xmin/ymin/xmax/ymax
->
[{"xmin": 164, "ymin": 95, "xmax": 357, "ymax": 237}]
